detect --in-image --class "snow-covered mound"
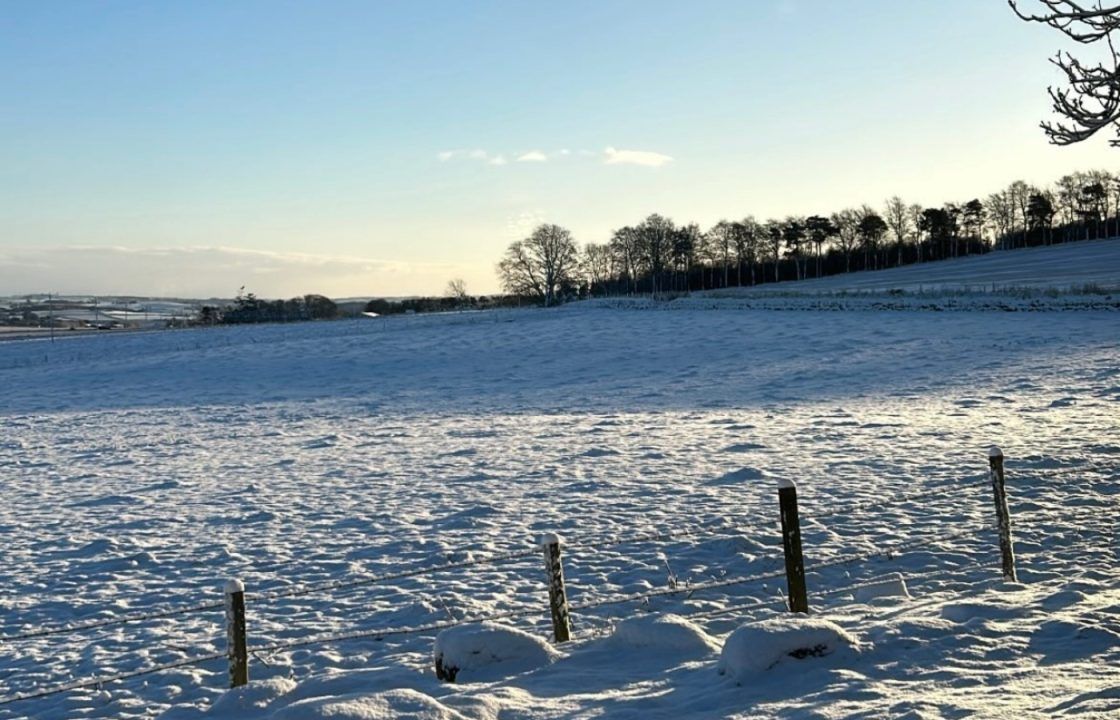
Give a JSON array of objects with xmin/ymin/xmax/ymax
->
[
  {"xmin": 432, "ymin": 623, "xmax": 559, "ymax": 682},
  {"xmin": 609, "ymin": 613, "xmax": 720, "ymax": 655},
  {"xmin": 717, "ymin": 616, "xmax": 860, "ymax": 680},
  {"xmin": 268, "ymin": 688, "xmax": 469, "ymax": 720}
]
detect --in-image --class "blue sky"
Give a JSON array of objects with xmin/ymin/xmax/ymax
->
[{"xmin": 0, "ymin": 1, "xmax": 1111, "ymax": 298}]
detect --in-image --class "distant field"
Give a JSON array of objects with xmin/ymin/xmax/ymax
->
[{"xmin": 707, "ymin": 237, "xmax": 1120, "ymax": 295}]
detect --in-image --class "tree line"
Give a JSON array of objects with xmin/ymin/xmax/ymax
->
[
  {"xmin": 197, "ymin": 288, "xmax": 340, "ymax": 324},
  {"xmin": 497, "ymin": 168, "xmax": 1120, "ymax": 302}
]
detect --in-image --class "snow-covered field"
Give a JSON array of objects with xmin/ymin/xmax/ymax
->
[
  {"xmin": 707, "ymin": 238, "xmax": 1120, "ymax": 295},
  {"xmin": 1, "ymin": 244, "xmax": 1118, "ymax": 719}
]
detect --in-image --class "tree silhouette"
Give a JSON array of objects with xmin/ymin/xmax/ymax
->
[
  {"xmin": 805, "ymin": 215, "xmax": 837, "ymax": 278},
  {"xmin": 1010, "ymin": 1, "xmax": 1120, "ymax": 145},
  {"xmin": 497, "ymin": 224, "xmax": 579, "ymax": 305}
]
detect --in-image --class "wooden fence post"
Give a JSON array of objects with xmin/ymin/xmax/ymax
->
[
  {"xmin": 778, "ymin": 478, "xmax": 809, "ymax": 614},
  {"xmin": 540, "ymin": 533, "xmax": 571, "ymax": 643},
  {"xmin": 225, "ymin": 579, "xmax": 249, "ymax": 688},
  {"xmin": 988, "ymin": 447, "xmax": 1018, "ymax": 581}
]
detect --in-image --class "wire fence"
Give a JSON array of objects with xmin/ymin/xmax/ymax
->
[{"xmin": 0, "ymin": 466, "xmax": 1073, "ymax": 711}]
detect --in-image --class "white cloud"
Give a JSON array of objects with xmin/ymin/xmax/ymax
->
[
  {"xmin": 603, "ymin": 147, "xmax": 674, "ymax": 168},
  {"xmin": 436, "ymin": 148, "xmax": 495, "ymax": 163},
  {"xmin": 0, "ymin": 246, "xmax": 459, "ymax": 298},
  {"xmin": 516, "ymin": 150, "xmax": 548, "ymax": 163},
  {"xmin": 437, "ymin": 147, "xmax": 674, "ymax": 168}
]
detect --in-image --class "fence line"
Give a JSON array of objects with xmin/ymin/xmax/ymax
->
[
  {"xmin": 0, "ymin": 548, "xmax": 542, "ymax": 644},
  {"xmin": 0, "ymin": 476, "xmax": 988, "ymax": 645},
  {"xmin": 0, "ymin": 455, "xmax": 1026, "ymax": 709},
  {"xmin": 0, "ymin": 600, "xmax": 225, "ymax": 643},
  {"xmin": 568, "ymin": 515, "xmax": 770, "ymax": 553},
  {"xmin": 807, "ymin": 478, "xmax": 987, "ymax": 525},
  {"xmin": 0, "ymin": 651, "xmax": 227, "ymax": 707},
  {"xmin": 569, "ymin": 566, "xmax": 790, "ymax": 612},
  {"xmin": 245, "ymin": 606, "xmax": 545, "ymax": 657},
  {"xmin": 249, "ymin": 547, "xmax": 540, "ymax": 603}
]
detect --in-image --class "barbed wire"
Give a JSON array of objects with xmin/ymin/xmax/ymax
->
[
  {"xmin": 0, "ymin": 548, "xmax": 541, "ymax": 644},
  {"xmin": 567, "ymin": 517, "xmax": 771, "ymax": 554},
  {"xmin": 0, "ymin": 515, "xmax": 1004, "ymax": 709},
  {"xmin": 245, "ymin": 605, "xmax": 544, "ymax": 656},
  {"xmin": 682, "ymin": 596, "xmax": 787, "ymax": 620},
  {"xmin": 0, "ymin": 478, "xmax": 995, "ymax": 645},
  {"xmin": 0, "ymin": 599, "xmax": 225, "ymax": 643},
  {"xmin": 805, "ymin": 478, "xmax": 989, "ymax": 526},
  {"xmin": 569, "ymin": 565, "xmax": 790, "ymax": 612},
  {"xmin": 248, "ymin": 547, "xmax": 540, "ymax": 603},
  {"xmin": 803, "ymin": 521, "xmax": 995, "ymax": 577},
  {"xmin": 0, "ymin": 651, "xmax": 226, "ymax": 708}
]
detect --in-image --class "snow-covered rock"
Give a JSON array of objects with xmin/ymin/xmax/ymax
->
[
  {"xmin": 609, "ymin": 613, "xmax": 720, "ymax": 656},
  {"xmin": 718, "ymin": 616, "xmax": 859, "ymax": 681},
  {"xmin": 433, "ymin": 622, "xmax": 560, "ymax": 682}
]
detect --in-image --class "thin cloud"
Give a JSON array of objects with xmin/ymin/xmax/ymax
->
[
  {"xmin": 0, "ymin": 246, "xmax": 457, "ymax": 298},
  {"xmin": 603, "ymin": 147, "xmax": 674, "ymax": 168},
  {"xmin": 516, "ymin": 150, "xmax": 549, "ymax": 163},
  {"xmin": 436, "ymin": 148, "xmax": 497, "ymax": 164},
  {"xmin": 437, "ymin": 147, "xmax": 675, "ymax": 168}
]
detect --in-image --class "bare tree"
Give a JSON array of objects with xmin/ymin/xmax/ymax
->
[
  {"xmin": 731, "ymin": 217, "xmax": 760, "ymax": 286},
  {"xmin": 986, "ymin": 190, "xmax": 1017, "ymax": 249},
  {"xmin": 1010, "ymin": 1, "xmax": 1120, "ymax": 145},
  {"xmin": 1007, "ymin": 180, "xmax": 1034, "ymax": 248},
  {"xmin": 764, "ymin": 219, "xmax": 784, "ymax": 282},
  {"xmin": 884, "ymin": 196, "xmax": 911, "ymax": 266},
  {"xmin": 637, "ymin": 214, "xmax": 675, "ymax": 296},
  {"xmin": 782, "ymin": 217, "xmax": 808, "ymax": 281},
  {"xmin": 609, "ymin": 226, "xmax": 643, "ymax": 295},
  {"xmin": 582, "ymin": 243, "xmax": 614, "ymax": 297},
  {"xmin": 907, "ymin": 203, "xmax": 925, "ymax": 262},
  {"xmin": 708, "ymin": 220, "xmax": 735, "ymax": 288},
  {"xmin": 497, "ymin": 224, "xmax": 579, "ymax": 305},
  {"xmin": 831, "ymin": 209, "xmax": 861, "ymax": 273},
  {"xmin": 445, "ymin": 278, "xmax": 469, "ymax": 301}
]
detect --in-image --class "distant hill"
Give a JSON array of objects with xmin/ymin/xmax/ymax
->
[{"xmin": 705, "ymin": 238, "xmax": 1119, "ymax": 296}]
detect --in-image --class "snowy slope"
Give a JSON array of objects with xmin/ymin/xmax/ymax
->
[
  {"xmin": 706, "ymin": 237, "xmax": 1120, "ymax": 294},
  {"xmin": 0, "ymin": 288, "xmax": 1118, "ymax": 717}
]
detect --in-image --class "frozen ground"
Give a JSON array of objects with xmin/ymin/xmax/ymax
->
[
  {"xmin": 1, "ymin": 247, "xmax": 1118, "ymax": 718},
  {"xmin": 706, "ymin": 237, "xmax": 1120, "ymax": 295}
]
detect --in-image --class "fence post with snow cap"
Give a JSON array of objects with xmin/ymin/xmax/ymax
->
[
  {"xmin": 988, "ymin": 447, "xmax": 1018, "ymax": 582},
  {"xmin": 540, "ymin": 533, "xmax": 571, "ymax": 643},
  {"xmin": 778, "ymin": 478, "xmax": 809, "ymax": 614},
  {"xmin": 225, "ymin": 579, "xmax": 249, "ymax": 688}
]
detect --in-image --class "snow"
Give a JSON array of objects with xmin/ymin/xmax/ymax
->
[
  {"xmin": 705, "ymin": 238, "xmax": 1120, "ymax": 294},
  {"xmin": 608, "ymin": 613, "xmax": 719, "ymax": 655},
  {"xmin": 432, "ymin": 623, "xmax": 559, "ymax": 683},
  {"xmin": 717, "ymin": 616, "xmax": 859, "ymax": 680},
  {"xmin": 850, "ymin": 573, "xmax": 911, "ymax": 603},
  {"xmin": 0, "ymin": 239, "xmax": 1118, "ymax": 718}
]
